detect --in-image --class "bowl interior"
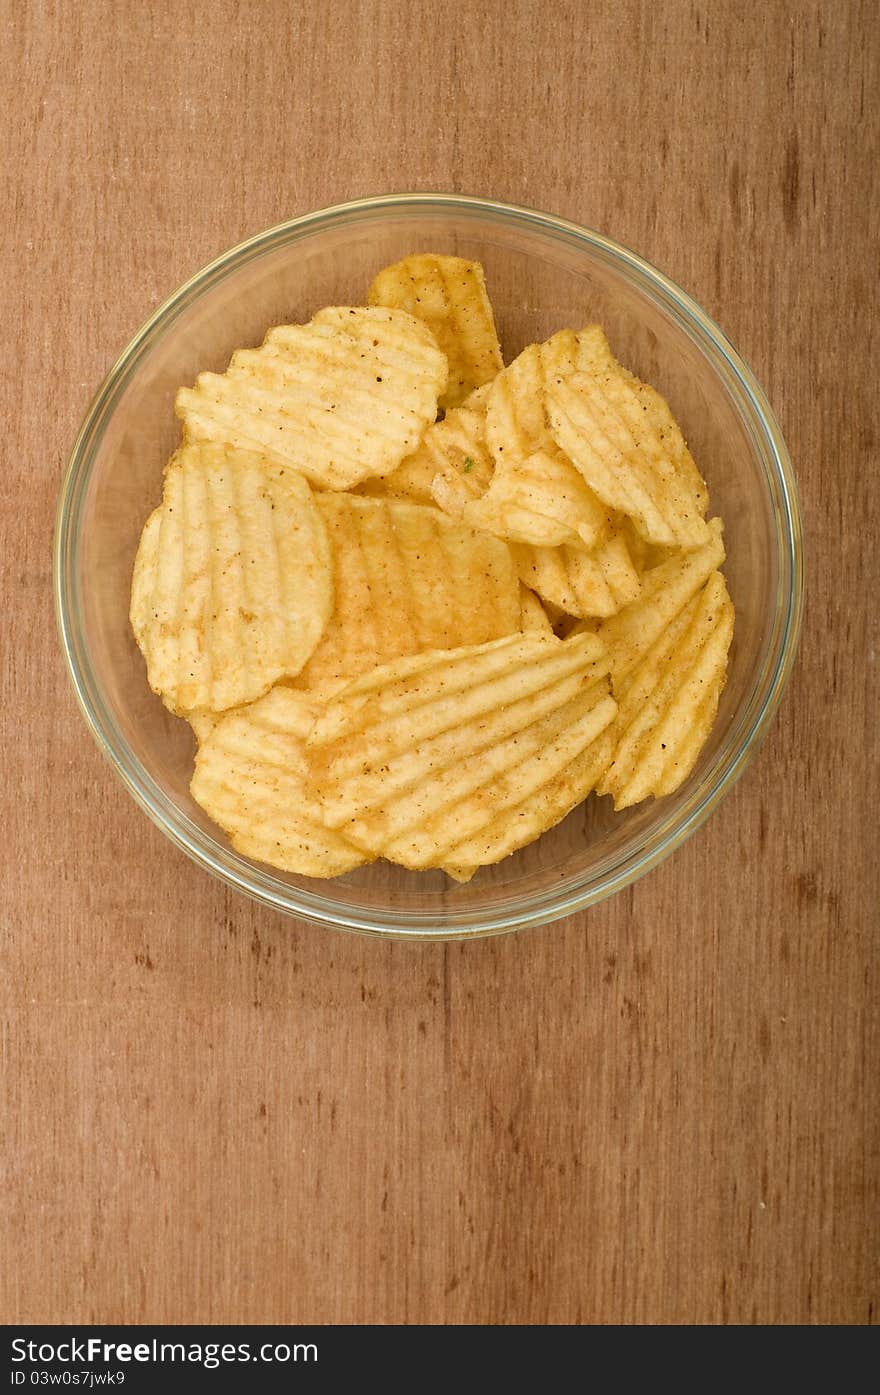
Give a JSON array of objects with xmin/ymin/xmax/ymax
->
[{"xmin": 59, "ymin": 200, "xmax": 797, "ymax": 934}]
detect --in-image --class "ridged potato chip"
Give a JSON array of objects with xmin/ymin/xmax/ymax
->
[
  {"xmin": 427, "ymin": 368, "xmax": 609, "ymax": 548},
  {"xmin": 597, "ymin": 571, "xmax": 734, "ymax": 808},
  {"xmin": 175, "ymin": 307, "xmax": 446, "ymax": 490},
  {"xmin": 547, "ymin": 368, "xmax": 710, "ymax": 548},
  {"xmin": 361, "ymin": 383, "xmax": 492, "ymax": 506},
  {"xmin": 294, "ymin": 494, "xmax": 521, "ymax": 694},
  {"xmin": 367, "ymin": 255, "xmax": 502, "ymax": 410},
  {"xmin": 597, "ymin": 518, "xmax": 725, "ymax": 686},
  {"xmin": 512, "ymin": 523, "xmax": 641, "ymax": 620},
  {"xmin": 436, "ymin": 326, "xmax": 615, "ymax": 547},
  {"xmin": 191, "ymin": 687, "xmax": 368, "ymax": 876},
  {"xmin": 486, "ymin": 325, "xmax": 616, "ymax": 464},
  {"xmin": 307, "ymin": 632, "xmax": 617, "ymax": 869},
  {"xmin": 130, "ymin": 443, "xmax": 332, "ymax": 715},
  {"xmin": 440, "ymin": 723, "xmax": 617, "ymax": 870},
  {"xmin": 449, "ymin": 446, "xmax": 611, "ymax": 549}
]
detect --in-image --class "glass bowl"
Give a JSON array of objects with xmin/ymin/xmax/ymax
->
[{"xmin": 54, "ymin": 194, "xmax": 803, "ymax": 939}]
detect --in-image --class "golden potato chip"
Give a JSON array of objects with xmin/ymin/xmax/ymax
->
[
  {"xmin": 486, "ymin": 325, "xmax": 616, "ymax": 465},
  {"xmin": 651, "ymin": 682, "xmax": 724, "ymax": 797},
  {"xmin": 519, "ymin": 585, "xmax": 554, "ymax": 635},
  {"xmin": 450, "ymin": 447, "xmax": 612, "ymax": 548},
  {"xmin": 512, "ymin": 524, "xmax": 641, "ymax": 620},
  {"xmin": 597, "ymin": 518, "xmax": 725, "ymax": 685},
  {"xmin": 426, "ymin": 371, "xmax": 608, "ymax": 548},
  {"xmin": 360, "ymin": 383, "xmax": 492, "ymax": 506},
  {"xmin": 547, "ymin": 368, "xmax": 710, "ymax": 548},
  {"xmin": 440, "ymin": 723, "xmax": 617, "ymax": 870},
  {"xmin": 367, "ymin": 254, "xmax": 502, "ymax": 409},
  {"xmin": 307, "ymin": 632, "xmax": 617, "ymax": 868},
  {"xmin": 432, "ymin": 326, "xmax": 614, "ymax": 547},
  {"xmin": 597, "ymin": 571, "xmax": 734, "ymax": 808},
  {"xmin": 191, "ymin": 687, "xmax": 368, "ymax": 876},
  {"xmin": 294, "ymin": 494, "xmax": 521, "ymax": 694},
  {"xmin": 175, "ymin": 308, "xmax": 447, "ymax": 490},
  {"xmin": 130, "ymin": 443, "xmax": 332, "ymax": 715}
]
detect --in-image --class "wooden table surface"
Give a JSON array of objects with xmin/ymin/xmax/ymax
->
[{"xmin": 2, "ymin": 0, "xmax": 876, "ymax": 1326}]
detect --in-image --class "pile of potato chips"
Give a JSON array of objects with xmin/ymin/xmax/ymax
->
[{"xmin": 130, "ymin": 253, "xmax": 734, "ymax": 880}]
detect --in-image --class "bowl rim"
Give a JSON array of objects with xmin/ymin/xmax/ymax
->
[{"xmin": 54, "ymin": 192, "xmax": 804, "ymax": 939}]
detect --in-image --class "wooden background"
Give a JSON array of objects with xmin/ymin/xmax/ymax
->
[{"xmin": 2, "ymin": 0, "xmax": 876, "ymax": 1325}]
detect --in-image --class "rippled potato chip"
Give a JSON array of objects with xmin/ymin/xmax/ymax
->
[
  {"xmin": 547, "ymin": 368, "xmax": 710, "ymax": 549},
  {"xmin": 432, "ymin": 326, "xmax": 615, "ymax": 547},
  {"xmin": 175, "ymin": 307, "xmax": 446, "ymax": 490},
  {"xmin": 307, "ymin": 632, "xmax": 617, "ymax": 869},
  {"xmin": 130, "ymin": 443, "xmax": 332, "ymax": 715},
  {"xmin": 597, "ymin": 518, "xmax": 725, "ymax": 686},
  {"xmin": 449, "ymin": 447, "xmax": 611, "ymax": 549},
  {"xmin": 294, "ymin": 494, "xmax": 521, "ymax": 695},
  {"xmin": 597, "ymin": 571, "xmax": 734, "ymax": 808},
  {"xmin": 486, "ymin": 325, "xmax": 615, "ymax": 464},
  {"xmin": 513, "ymin": 523, "xmax": 641, "ymax": 620},
  {"xmin": 428, "ymin": 372, "xmax": 610, "ymax": 549},
  {"xmin": 191, "ymin": 687, "xmax": 368, "ymax": 876},
  {"xmin": 368, "ymin": 255, "xmax": 502, "ymax": 410}
]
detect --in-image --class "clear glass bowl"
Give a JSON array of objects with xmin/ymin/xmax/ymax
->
[{"xmin": 54, "ymin": 194, "xmax": 803, "ymax": 939}]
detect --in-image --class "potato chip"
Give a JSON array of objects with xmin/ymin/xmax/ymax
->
[
  {"xmin": 130, "ymin": 443, "xmax": 332, "ymax": 715},
  {"xmin": 441, "ymin": 724, "xmax": 617, "ymax": 869},
  {"xmin": 486, "ymin": 325, "xmax": 616, "ymax": 465},
  {"xmin": 294, "ymin": 494, "xmax": 521, "ymax": 694},
  {"xmin": 361, "ymin": 383, "xmax": 492, "ymax": 506},
  {"xmin": 547, "ymin": 368, "xmax": 710, "ymax": 548},
  {"xmin": 512, "ymin": 523, "xmax": 641, "ymax": 620},
  {"xmin": 175, "ymin": 308, "xmax": 446, "ymax": 490},
  {"xmin": 450, "ymin": 446, "xmax": 612, "ymax": 548},
  {"xmin": 432, "ymin": 326, "xmax": 614, "ymax": 547},
  {"xmin": 432, "ymin": 323, "xmax": 613, "ymax": 546},
  {"xmin": 307, "ymin": 632, "xmax": 617, "ymax": 868},
  {"xmin": 367, "ymin": 255, "xmax": 503, "ymax": 410},
  {"xmin": 426, "ymin": 373, "xmax": 608, "ymax": 548},
  {"xmin": 597, "ymin": 571, "xmax": 734, "ymax": 808},
  {"xmin": 191, "ymin": 687, "xmax": 368, "ymax": 876},
  {"xmin": 597, "ymin": 518, "xmax": 725, "ymax": 685},
  {"xmin": 519, "ymin": 585, "xmax": 554, "ymax": 635}
]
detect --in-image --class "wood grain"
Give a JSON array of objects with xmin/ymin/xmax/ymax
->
[{"xmin": 1, "ymin": 0, "xmax": 877, "ymax": 1325}]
